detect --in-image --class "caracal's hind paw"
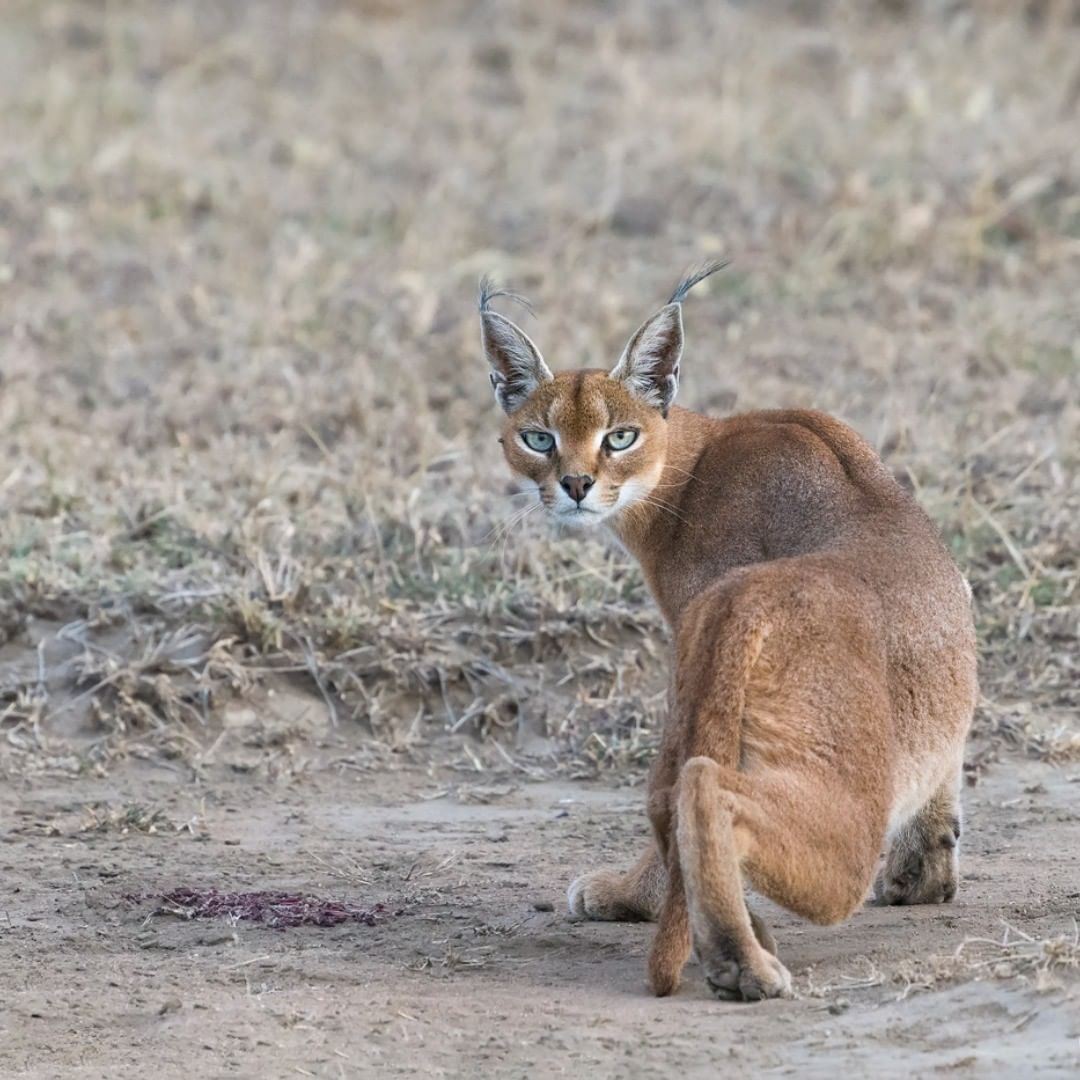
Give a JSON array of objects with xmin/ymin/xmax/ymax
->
[
  {"xmin": 873, "ymin": 830, "xmax": 959, "ymax": 906},
  {"xmin": 702, "ymin": 946, "xmax": 793, "ymax": 1002}
]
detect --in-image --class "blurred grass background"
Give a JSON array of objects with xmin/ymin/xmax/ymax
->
[{"xmin": 0, "ymin": 0, "xmax": 1076, "ymax": 778}]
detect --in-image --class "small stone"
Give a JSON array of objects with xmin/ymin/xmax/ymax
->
[{"xmin": 532, "ymin": 899, "xmax": 555, "ymax": 912}]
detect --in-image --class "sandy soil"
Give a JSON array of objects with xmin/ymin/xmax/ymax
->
[{"xmin": 3, "ymin": 704, "xmax": 1078, "ymax": 1079}]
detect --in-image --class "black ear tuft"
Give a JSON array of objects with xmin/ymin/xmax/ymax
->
[
  {"xmin": 479, "ymin": 276, "xmax": 536, "ymax": 318},
  {"xmin": 667, "ymin": 259, "xmax": 729, "ymax": 305}
]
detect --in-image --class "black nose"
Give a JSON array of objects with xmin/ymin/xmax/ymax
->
[{"xmin": 560, "ymin": 474, "xmax": 595, "ymax": 504}]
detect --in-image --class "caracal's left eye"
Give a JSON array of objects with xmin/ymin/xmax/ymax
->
[
  {"xmin": 604, "ymin": 429, "xmax": 638, "ymax": 452},
  {"xmin": 521, "ymin": 430, "xmax": 555, "ymax": 453}
]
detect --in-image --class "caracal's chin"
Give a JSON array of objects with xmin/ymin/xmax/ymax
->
[{"xmin": 552, "ymin": 505, "xmax": 607, "ymax": 529}]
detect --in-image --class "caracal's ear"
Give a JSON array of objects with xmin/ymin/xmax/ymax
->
[
  {"xmin": 610, "ymin": 259, "xmax": 728, "ymax": 417},
  {"xmin": 478, "ymin": 277, "xmax": 553, "ymax": 414},
  {"xmin": 609, "ymin": 303, "xmax": 684, "ymax": 417}
]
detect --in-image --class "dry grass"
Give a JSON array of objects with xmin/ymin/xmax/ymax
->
[
  {"xmin": 804, "ymin": 921, "xmax": 1080, "ymax": 1004},
  {"xmin": 0, "ymin": 0, "xmax": 1077, "ymax": 777},
  {"xmin": 889, "ymin": 920, "xmax": 1080, "ymax": 999}
]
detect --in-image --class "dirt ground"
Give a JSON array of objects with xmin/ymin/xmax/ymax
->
[
  {"xmin": 1, "ymin": 0, "xmax": 1079, "ymax": 1076},
  {"xmin": 3, "ymin": 698, "xmax": 1080, "ymax": 1078}
]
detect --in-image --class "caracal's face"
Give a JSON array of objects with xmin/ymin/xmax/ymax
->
[
  {"xmin": 500, "ymin": 371, "xmax": 668, "ymax": 529},
  {"xmin": 479, "ymin": 270, "xmax": 718, "ymax": 532}
]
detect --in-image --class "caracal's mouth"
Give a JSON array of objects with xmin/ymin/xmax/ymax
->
[{"xmin": 554, "ymin": 504, "xmax": 606, "ymax": 527}]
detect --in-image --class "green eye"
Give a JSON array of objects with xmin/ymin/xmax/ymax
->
[
  {"xmin": 604, "ymin": 429, "xmax": 638, "ymax": 452},
  {"xmin": 521, "ymin": 430, "xmax": 555, "ymax": 453}
]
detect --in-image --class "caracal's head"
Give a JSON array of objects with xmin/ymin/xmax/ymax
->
[{"xmin": 479, "ymin": 263, "xmax": 724, "ymax": 529}]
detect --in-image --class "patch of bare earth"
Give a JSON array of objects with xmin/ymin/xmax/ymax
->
[
  {"xmin": 0, "ymin": 0, "xmax": 1077, "ymax": 1076},
  {"xmin": 3, "ymin": 754, "xmax": 1079, "ymax": 1077}
]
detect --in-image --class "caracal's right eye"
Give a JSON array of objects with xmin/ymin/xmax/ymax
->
[{"xmin": 521, "ymin": 430, "xmax": 555, "ymax": 453}]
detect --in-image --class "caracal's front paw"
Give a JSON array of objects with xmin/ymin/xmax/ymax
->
[
  {"xmin": 874, "ymin": 833, "xmax": 958, "ymax": 906},
  {"xmin": 567, "ymin": 869, "xmax": 645, "ymax": 921},
  {"xmin": 702, "ymin": 944, "xmax": 793, "ymax": 1003}
]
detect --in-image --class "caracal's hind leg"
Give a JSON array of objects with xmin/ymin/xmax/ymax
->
[
  {"xmin": 645, "ymin": 826, "xmax": 778, "ymax": 996},
  {"xmin": 568, "ymin": 844, "xmax": 666, "ymax": 921},
  {"xmin": 874, "ymin": 772, "xmax": 962, "ymax": 906},
  {"xmin": 674, "ymin": 760, "xmax": 791, "ymax": 1001},
  {"xmin": 677, "ymin": 758, "xmax": 884, "ymax": 1002}
]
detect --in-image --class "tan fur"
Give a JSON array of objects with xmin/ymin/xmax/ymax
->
[{"xmin": 481, "ymin": 285, "xmax": 977, "ymax": 1001}]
